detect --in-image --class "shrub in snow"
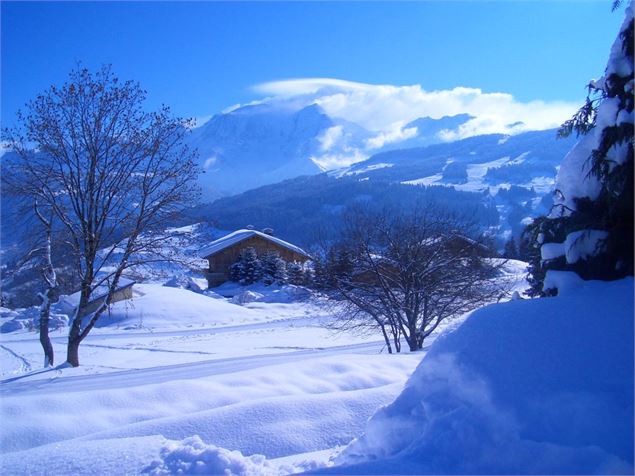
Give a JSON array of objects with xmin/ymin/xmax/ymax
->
[
  {"xmin": 229, "ymin": 249, "xmax": 294, "ymax": 287},
  {"xmin": 529, "ymin": 4, "xmax": 633, "ymax": 294},
  {"xmin": 502, "ymin": 236, "xmax": 519, "ymax": 259},
  {"xmin": 142, "ymin": 435, "xmax": 282, "ymax": 475}
]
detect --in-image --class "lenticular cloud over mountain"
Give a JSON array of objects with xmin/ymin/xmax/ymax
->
[{"xmin": 254, "ymin": 77, "xmax": 578, "ymax": 139}]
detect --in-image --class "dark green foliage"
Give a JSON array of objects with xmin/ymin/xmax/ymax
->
[
  {"xmin": 230, "ymin": 248, "xmax": 297, "ymax": 286},
  {"xmin": 485, "ymin": 162, "xmax": 557, "ymax": 184},
  {"xmin": 522, "ymin": 216, "xmax": 562, "ymax": 297},
  {"xmin": 311, "ymin": 258, "xmax": 329, "ymax": 290}
]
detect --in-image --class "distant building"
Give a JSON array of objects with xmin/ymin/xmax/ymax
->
[
  {"xmin": 199, "ymin": 228, "xmax": 311, "ymax": 287},
  {"xmin": 58, "ymin": 276, "xmax": 136, "ymax": 317}
]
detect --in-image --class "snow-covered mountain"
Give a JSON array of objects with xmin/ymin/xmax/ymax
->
[
  {"xmin": 188, "ymin": 103, "xmax": 331, "ymax": 199},
  {"xmin": 193, "ymin": 128, "xmax": 576, "ymax": 246},
  {"xmin": 187, "ymin": 102, "xmax": 475, "ymax": 200}
]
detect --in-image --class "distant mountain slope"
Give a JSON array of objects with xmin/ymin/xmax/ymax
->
[
  {"xmin": 187, "ymin": 175, "xmax": 499, "ymax": 248},
  {"xmin": 190, "ymin": 129, "xmax": 576, "ymax": 246}
]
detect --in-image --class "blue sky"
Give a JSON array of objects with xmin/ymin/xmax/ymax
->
[{"xmin": 1, "ymin": 1, "xmax": 625, "ymax": 128}]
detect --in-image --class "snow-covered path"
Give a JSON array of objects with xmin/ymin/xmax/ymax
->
[{"xmin": 1, "ymin": 339, "xmax": 395, "ymax": 395}]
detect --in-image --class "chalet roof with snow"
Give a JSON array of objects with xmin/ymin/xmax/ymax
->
[{"xmin": 198, "ymin": 229, "xmax": 311, "ymax": 260}]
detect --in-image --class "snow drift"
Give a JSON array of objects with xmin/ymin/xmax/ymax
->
[{"xmin": 328, "ymin": 277, "xmax": 634, "ymax": 474}]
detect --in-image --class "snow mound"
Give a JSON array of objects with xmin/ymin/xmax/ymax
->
[
  {"xmin": 232, "ymin": 290, "xmax": 265, "ymax": 305},
  {"xmin": 163, "ymin": 275, "xmax": 204, "ymax": 293},
  {"xmin": 329, "ymin": 278, "xmax": 634, "ymax": 474},
  {"xmin": 143, "ymin": 435, "xmax": 283, "ymax": 476},
  {"xmin": 216, "ymin": 282, "xmax": 314, "ymax": 304},
  {"xmin": 89, "ymin": 284, "xmax": 261, "ymax": 330}
]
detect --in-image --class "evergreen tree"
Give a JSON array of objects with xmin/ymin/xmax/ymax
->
[
  {"xmin": 261, "ymin": 251, "xmax": 287, "ymax": 285},
  {"xmin": 302, "ymin": 264, "xmax": 315, "ymax": 287},
  {"xmin": 311, "ymin": 257, "xmax": 329, "ymax": 290},
  {"xmin": 331, "ymin": 247, "xmax": 355, "ymax": 284},
  {"xmin": 233, "ymin": 247, "xmax": 262, "ymax": 285},
  {"xmin": 286, "ymin": 261, "xmax": 305, "ymax": 285},
  {"xmin": 529, "ymin": 5, "xmax": 633, "ymax": 292}
]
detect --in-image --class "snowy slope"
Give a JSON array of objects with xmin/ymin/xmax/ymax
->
[
  {"xmin": 327, "ymin": 277, "xmax": 634, "ymax": 474},
  {"xmin": 0, "ymin": 283, "xmax": 427, "ymax": 475}
]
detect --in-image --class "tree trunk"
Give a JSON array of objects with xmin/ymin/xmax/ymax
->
[
  {"xmin": 379, "ymin": 323, "xmax": 393, "ymax": 354},
  {"xmin": 67, "ymin": 335, "xmax": 80, "ymax": 367},
  {"xmin": 39, "ymin": 292, "xmax": 54, "ymax": 367},
  {"xmin": 405, "ymin": 323, "xmax": 424, "ymax": 352},
  {"xmin": 393, "ymin": 334, "xmax": 401, "ymax": 353},
  {"xmin": 67, "ymin": 312, "xmax": 83, "ymax": 367},
  {"xmin": 34, "ymin": 204, "xmax": 57, "ymax": 368}
]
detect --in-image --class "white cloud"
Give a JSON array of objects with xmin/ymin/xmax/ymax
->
[
  {"xmin": 318, "ymin": 125, "xmax": 344, "ymax": 152},
  {"xmin": 254, "ymin": 78, "xmax": 578, "ymax": 138},
  {"xmin": 365, "ymin": 122, "xmax": 418, "ymax": 150},
  {"xmin": 208, "ymin": 77, "xmax": 581, "ymax": 170},
  {"xmin": 253, "ymin": 78, "xmax": 370, "ymax": 97},
  {"xmin": 310, "ymin": 148, "xmax": 367, "ymax": 171}
]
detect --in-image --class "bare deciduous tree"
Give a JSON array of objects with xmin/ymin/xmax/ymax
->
[
  {"xmin": 319, "ymin": 205, "xmax": 508, "ymax": 353},
  {"xmin": 3, "ymin": 65, "xmax": 200, "ymax": 366}
]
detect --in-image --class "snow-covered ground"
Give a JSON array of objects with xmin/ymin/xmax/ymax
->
[
  {"xmin": 0, "ymin": 281, "xmax": 436, "ymax": 474},
  {"xmin": 6, "ymin": 263, "xmax": 628, "ymax": 475}
]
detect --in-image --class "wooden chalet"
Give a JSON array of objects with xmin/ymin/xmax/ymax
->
[{"xmin": 198, "ymin": 228, "xmax": 311, "ymax": 287}]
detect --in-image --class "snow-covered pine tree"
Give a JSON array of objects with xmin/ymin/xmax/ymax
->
[
  {"xmin": 261, "ymin": 251, "xmax": 287, "ymax": 285},
  {"xmin": 236, "ymin": 247, "xmax": 262, "ymax": 285},
  {"xmin": 286, "ymin": 261, "xmax": 305, "ymax": 285},
  {"xmin": 533, "ymin": 3, "xmax": 633, "ymax": 293},
  {"xmin": 274, "ymin": 257, "xmax": 288, "ymax": 285}
]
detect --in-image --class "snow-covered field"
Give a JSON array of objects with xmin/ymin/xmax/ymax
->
[
  {"xmin": 2, "ymin": 264, "xmax": 630, "ymax": 475},
  {"xmin": 0, "ymin": 282, "xmax": 432, "ymax": 474}
]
